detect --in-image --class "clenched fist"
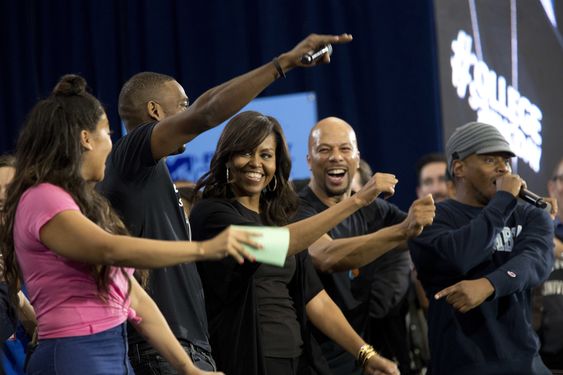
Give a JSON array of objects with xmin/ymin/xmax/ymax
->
[
  {"xmin": 495, "ymin": 174, "xmax": 525, "ymax": 198},
  {"xmin": 355, "ymin": 172, "xmax": 399, "ymax": 207},
  {"xmin": 400, "ymin": 194, "xmax": 436, "ymax": 238}
]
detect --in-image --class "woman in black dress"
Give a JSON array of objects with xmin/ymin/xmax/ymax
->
[{"xmin": 190, "ymin": 111, "xmax": 399, "ymax": 375}]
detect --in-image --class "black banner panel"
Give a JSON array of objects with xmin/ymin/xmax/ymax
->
[{"xmin": 434, "ymin": 0, "xmax": 563, "ymax": 193}]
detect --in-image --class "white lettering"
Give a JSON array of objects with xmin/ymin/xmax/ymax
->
[
  {"xmin": 543, "ymin": 280, "xmax": 563, "ymax": 296},
  {"xmin": 450, "ymin": 31, "xmax": 543, "ymax": 172}
]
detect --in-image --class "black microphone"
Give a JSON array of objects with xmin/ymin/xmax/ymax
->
[
  {"xmin": 519, "ymin": 188, "xmax": 549, "ymax": 209},
  {"xmin": 300, "ymin": 44, "xmax": 333, "ymax": 65}
]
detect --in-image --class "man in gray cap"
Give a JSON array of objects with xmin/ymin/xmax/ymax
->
[{"xmin": 409, "ymin": 121, "xmax": 554, "ymax": 374}]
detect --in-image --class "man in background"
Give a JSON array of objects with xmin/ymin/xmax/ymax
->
[{"xmin": 536, "ymin": 157, "xmax": 563, "ymax": 370}]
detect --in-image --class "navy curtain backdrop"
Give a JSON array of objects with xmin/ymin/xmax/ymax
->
[{"xmin": 0, "ymin": 0, "xmax": 442, "ymax": 209}]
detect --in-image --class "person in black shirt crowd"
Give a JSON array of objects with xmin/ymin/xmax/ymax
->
[
  {"xmin": 536, "ymin": 157, "xmax": 563, "ymax": 370},
  {"xmin": 293, "ymin": 117, "xmax": 435, "ymax": 375},
  {"xmin": 189, "ymin": 111, "xmax": 400, "ymax": 375},
  {"xmin": 409, "ymin": 122, "xmax": 554, "ymax": 374},
  {"xmin": 97, "ymin": 33, "xmax": 353, "ymax": 373}
]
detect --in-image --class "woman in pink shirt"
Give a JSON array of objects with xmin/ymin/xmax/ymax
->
[{"xmin": 0, "ymin": 75, "xmax": 258, "ymax": 375}]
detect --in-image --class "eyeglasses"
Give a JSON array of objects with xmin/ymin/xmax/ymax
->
[{"xmin": 552, "ymin": 174, "xmax": 563, "ymax": 183}]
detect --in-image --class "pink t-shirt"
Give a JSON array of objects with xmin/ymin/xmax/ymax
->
[{"xmin": 14, "ymin": 183, "xmax": 138, "ymax": 339}]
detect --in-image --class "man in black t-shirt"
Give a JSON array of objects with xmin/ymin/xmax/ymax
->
[
  {"xmin": 98, "ymin": 34, "xmax": 353, "ymax": 373},
  {"xmin": 294, "ymin": 117, "xmax": 436, "ymax": 374}
]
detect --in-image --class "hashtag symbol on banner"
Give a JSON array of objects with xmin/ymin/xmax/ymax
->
[{"xmin": 450, "ymin": 31, "xmax": 475, "ymax": 99}]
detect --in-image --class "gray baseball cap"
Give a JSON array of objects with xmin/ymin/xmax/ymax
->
[{"xmin": 446, "ymin": 121, "xmax": 515, "ymax": 176}]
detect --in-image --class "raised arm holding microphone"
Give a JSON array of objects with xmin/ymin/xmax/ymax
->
[
  {"xmin": 97, "ymin": 33, "xmax": 353, "ymax": 374},
  {"xmin": 409, "ymin": 122, "xmax": 554, "ymax": 375}
]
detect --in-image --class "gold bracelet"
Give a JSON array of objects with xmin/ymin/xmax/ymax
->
[
  {"xmin": 356, "ymin": 344, "xmax": 373, "ymax": 359},
  {"xmin": 356, "ymin": 344, "xmax": 379, "ymax": 368},
  {"xmin": 362, "ymin": 351, "xmax": 377, "ymax": 368}
]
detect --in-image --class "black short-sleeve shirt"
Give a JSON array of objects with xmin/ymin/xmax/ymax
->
[
  {"xmin": 189, "ymin": 198, "xmax": 328, "ymax": 375},
  {"xmin": 97, "ymin": 122, "xmax": 210, "ymax": 351},
  {"xmin": 294, "ymin": 186, "xmax": 407, "ymax": 337}
]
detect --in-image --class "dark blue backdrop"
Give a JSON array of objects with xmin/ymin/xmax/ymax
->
[{"xmin": 0, "ymin": 0, "xmax": 442, "ymax": 210}]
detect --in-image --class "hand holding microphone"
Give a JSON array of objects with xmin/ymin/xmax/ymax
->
[
  {"xmin": 495, "ymin": 174, "xmax": 525, "ymax": 198},
  {"xmin": 300, "ymin": 44, "xmax": 333, "ymax": 65},
  {"xmin": 496, "ymin": 174, "xmax": 550, "ymax": 210},
  {"xmin": 275, "ymin": 33, "xmax": 352, "ymax": 75}
]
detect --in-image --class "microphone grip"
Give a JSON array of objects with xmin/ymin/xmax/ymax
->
[
  {"xmin": 300, "ymin": 44, "xmax": 333, "ymax": 65},
  {"xmin": 518, "ymin": 188, "xmax": 548, "ymax": 209}
]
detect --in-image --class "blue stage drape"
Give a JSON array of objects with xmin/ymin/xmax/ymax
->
[{"xmin": 0, "ymin": 0, "xmax": 442, "ymax": 209}]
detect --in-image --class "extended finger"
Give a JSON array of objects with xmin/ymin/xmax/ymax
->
[
  {"xmin": 314, "ymin": 33, "xmax": 353, "ymax": 44},
  {"xmin": 435, "ymin": 285, "xmax": 457, "ymax": 299}
]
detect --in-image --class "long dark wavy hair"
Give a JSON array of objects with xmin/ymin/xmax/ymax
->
[
  {"xmin": 195, "ymin": 111, "xmax": 298, "ymax": 226},
  {"xmin": 0, "ymin": 74, "xmax": 129, "ymax": 304}
]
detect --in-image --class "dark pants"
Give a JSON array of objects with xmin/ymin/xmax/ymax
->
[
  {"xmin": 367, "ymin": 298, "xmax": 413, "ymax": 374},
  {"xmin": 264, "ymin": 356, "xmax": 299, "ymax": 375},
  {"xmin": 129, "ymin": 341, "xmax": 216, "ymax": 374},
  {"xmin": 27, "ymin": 324, "xmax": 134, "ymax": 375}
]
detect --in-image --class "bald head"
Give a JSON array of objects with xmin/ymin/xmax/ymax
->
[
  {"xmin": 307, "ymin": 117, "xmax": 360, "ymax": 202},
  {"xmin": 308, "ymin": 117, "xmax": 358, "ymax": 153}
]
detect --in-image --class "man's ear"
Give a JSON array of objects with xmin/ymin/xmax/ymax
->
[
  {"xmin": 80, "ymin": 130, "xmax": 93, "ymax": 151},
  {"xmin": 146, "ymin": 100, "xmax": 163, "ymax": 121},
  {"xmin": 306, "ymin": 154, "xmax": 312, "ymax": 171},
  {"xmin": 452, "ymin": 160, "xmax": 464, "ymax": 179}
]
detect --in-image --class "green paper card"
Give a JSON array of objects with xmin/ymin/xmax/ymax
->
[{"xmin": 231, "ymin": 225, "xmax": 290, "ymax": 267}]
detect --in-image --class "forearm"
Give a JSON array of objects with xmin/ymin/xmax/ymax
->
[
  {"xmin": 306, "ymin": 290, "xmax": 364, "ymax": 357},
  {"xmin": 311, "ymin": 225, "xmax": 408, "ymax": 272},
  {"xmin": 486, "ymin": 223, "xmax": 554, "ymax": 298},
  {"xmin": 104, "ymin": 235, "xmax": 206, "ymax": 268},
  {"xmin": 415, "ymin": 193, "xmax": 518, "ymax": 273},
  {"xmin": 286, "ymin": 196, "xmax": 363, "ymax": 256},
  {"xmin": 182, "ymin": 60, "xmax": 286, "ymax": 132}
]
